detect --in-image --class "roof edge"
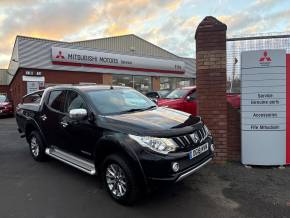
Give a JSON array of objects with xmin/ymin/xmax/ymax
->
[{"xmin": 72, "ymin": 34, "xmax": 135, "ymax": 43}]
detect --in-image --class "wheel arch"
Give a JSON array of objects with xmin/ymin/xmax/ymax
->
[
  {"xmin": 94, "ymin": 135, "xmax": 148, "ymax": 187},
  {"xmin": 24, "ymin": 119, "xmax": 47, "ymax": 145}
]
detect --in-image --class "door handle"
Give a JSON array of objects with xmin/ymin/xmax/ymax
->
[
  {"xmin": 40, "ymin": 114, "xmax": 47, "ymax": 121},
  {"xmin": 60, "ymin": 121, "xmax": 69, "ymax": 128}
]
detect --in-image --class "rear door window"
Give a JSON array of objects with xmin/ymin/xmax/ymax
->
[{"xmin": 48, "ymin": 90, "xmax": 66, "ymax": 112}]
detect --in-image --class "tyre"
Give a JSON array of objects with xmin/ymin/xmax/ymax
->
[
  {"xmin": 102, "ymin": 154, "xmax": 140, "ymax": 205},
  {"xmin": 28, "ymin": 131, "xmax": 47, "ymax": 161}
]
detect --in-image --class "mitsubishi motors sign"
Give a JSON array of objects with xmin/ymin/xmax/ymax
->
[
  {"xmin": 241, "ymin": 49, "xmax": 289, "ymax": 165},
  {"xmin": 51, "ymin": 47, "xmax": 185, "ymax": 74}
]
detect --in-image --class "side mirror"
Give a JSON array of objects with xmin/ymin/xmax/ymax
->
[
  {"xmin": 186, "ymin": 94, "xmax": 197, "ymax": 101},
  {"xmin": 186, "ymin": 96, "xmax": 193, "ymax": 101},
  {"xmin": 69, "ymin": 108, "xmax": 87, "ymax": 120}
]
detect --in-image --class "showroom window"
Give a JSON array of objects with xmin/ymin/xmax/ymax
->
[
  {"xmin": 176, "ymin": 78, "xmax": 194, "ymax": 88},
  {"xmin": 112, "ymin": 75, "xmax": 133, "ymax": 88},
  {"xmin": 160, "ymin": 77, "xmax": 194, "ymax": 91},
  {"xmin": 112, "ymin": 74, "xmax": 152, "ymax": 94},
  {"xmin": 133, "ymin": 75, "xmax": 152, "ymax": 94},
  {"xmin": 160, "ymin": 77, "xmax": 175, "ymax": 90}
]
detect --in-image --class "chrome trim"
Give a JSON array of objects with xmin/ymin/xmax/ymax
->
[
  {"xmin": 173, "ymin": 137, "xmax": 183, "ymax": 147},
  {"xmin": 45, "ymin": 147, "xmax": 96, "ymax": 175},
  {"xmin": 175, "ymin": 157, "xmax": 212, "ymax": 182},
  {"xmin": 190, "ymin": 132, "xmax": 199, "ymax": 143},
  {"xmin": 40, "ymin": 114, "xmax": 47, "ymax": 121},
  {"xmin": 183, "ymin": 135, "xmax": 191, "ymax": 145},
  {"xmin": 60, "ymin": 121, "xmax": 68, "ymax": 128},
  {"xmin": 69, "ymin": 108, "xmax": 87, "ymax": 120}
]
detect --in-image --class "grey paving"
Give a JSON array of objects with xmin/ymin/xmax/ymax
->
[{"xmin": 0, "ymin": 117, "xmax": 289, "ymax": 218}]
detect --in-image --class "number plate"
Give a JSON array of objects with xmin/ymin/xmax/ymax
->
[{"xmin": 189, "ymin": 143, "xmax": 209, "ymax": 160}]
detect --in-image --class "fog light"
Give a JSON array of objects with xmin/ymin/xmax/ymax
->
[
  {"xmin": 210, "ymin": 144, "xmax": 215, "ymax": 152},
  {"xmin": 172, "ymin": 162, "xmax": 179, "ymax": 172}
]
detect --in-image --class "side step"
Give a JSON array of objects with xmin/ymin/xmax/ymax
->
[{"xmin": 45, "ymin": 147, "xmax": 96, "ymax": 175}]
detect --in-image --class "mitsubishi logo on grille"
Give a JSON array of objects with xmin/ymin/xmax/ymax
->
[
  {"xmin": 56, "ymin": 51, "xmax": 65, "ymax": 59},
  {"xmin": 191, "ymin": 132, "xmax": 199, "ymax": 143}
]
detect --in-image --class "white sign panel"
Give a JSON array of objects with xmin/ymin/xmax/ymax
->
[
  {"xmin": 27, "ymin": 81, "xmax": 41, "ymax": 94},
  {"xmin": 22, "ymin": 76, "xmax": 45, "ymax": 82},
  {"xmin": 241, "ymin": 49, "xmax": 286, "ymax": 165},
  {"xmin": 51, "ymin": 47, "xmax": 185, "ymax": 73}
]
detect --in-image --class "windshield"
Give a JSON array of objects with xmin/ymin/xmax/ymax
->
[
  {"xmin": 87, "ymin": 88, "xmax": 156, "ymax": 115},
  {"xmin": 159, "ymin": 90, "xmax": 171, "ymax": 98},
  {"xmin": 165, "ymin": 89, "xmax": 190, "ymax": 99},
  {"xmin": 0, "ymin": 95, "xmax": 7, "ymax": 103}
]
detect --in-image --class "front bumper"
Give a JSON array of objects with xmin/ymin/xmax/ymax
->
[
  {"xmin": 139, "ymin": 136, "xmax": 214, "ymax": 182},
  {"xmin": 175, "ymin": 156, "xmax": 212, "ymax": 182},
  {"xmin": 0, "ymin": 110, "xmax": 13, "ymax": 116}
]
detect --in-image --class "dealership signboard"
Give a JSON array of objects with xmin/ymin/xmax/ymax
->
[
  {"xmin": 51, "ymin": 47, "xmax": 185, "ymax": 74},
  {"xmin": 241, "ymin": 49, "xmax": 290, "ymax": 165}
]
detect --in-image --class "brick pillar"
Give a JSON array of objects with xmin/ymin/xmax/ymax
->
[
  {"xmin": 152, "ymin": 76, "xmax": 160, "ymax": 91},
  {"xmin": 195, "ymin": 16, "xmax": 228, "ymax": 163},
  {"xmin": 102, "ymin": 73, "xmax": 112, "ymax": 85}
]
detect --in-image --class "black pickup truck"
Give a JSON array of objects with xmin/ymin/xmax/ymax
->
[{"xmin": 16, "ymin": 85, "xmax": 214, "ymax": 204}]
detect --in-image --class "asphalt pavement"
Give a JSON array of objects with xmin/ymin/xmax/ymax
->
[{"xmin": 0, "ymin": 117, "xmax": 289, "ymax": 218}]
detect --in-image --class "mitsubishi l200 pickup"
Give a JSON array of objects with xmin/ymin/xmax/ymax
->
[{"xmin": 16, "ymin": 85, "xmax": 214, "ymax": 204}]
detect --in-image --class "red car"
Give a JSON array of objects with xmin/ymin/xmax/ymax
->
[
  {"xmin": 158, "ymin": 86, "xmax": 240, "ymax": 116},
  {"xmin": 0, "ymin": 94, "xmax": 13, "ymax": 117}
]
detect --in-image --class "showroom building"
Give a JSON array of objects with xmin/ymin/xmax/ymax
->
[
  {"xmin": 7, "ymin": 34, "xmax": 195, "ymax": 107},
  {"xmin": 0, "ymin": 69, "xmax": 9, "ymax": 95}
]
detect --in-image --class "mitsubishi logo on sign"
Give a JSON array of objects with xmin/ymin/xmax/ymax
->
[
  {"xmin": 56, "ymin": 51, "xmax": 65, "ymax": 59},
  {"xmin": 259, "ymin": 51, "xmax": 272, "ymax": 66}
]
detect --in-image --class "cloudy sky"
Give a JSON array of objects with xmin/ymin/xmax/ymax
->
[{"xmin": 0, "ymin": 0, "xmax": 290, "ymax": 68}]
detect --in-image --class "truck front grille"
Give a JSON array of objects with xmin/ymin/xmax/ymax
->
[{"xmin": 172, "ymin": 126, "xmax": 208, "ymax": 151}]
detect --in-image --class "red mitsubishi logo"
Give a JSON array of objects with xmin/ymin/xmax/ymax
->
[
  {"xmin": 259, "ymin": 51, "xmax": 272, "ymax": 62},
  {"xmin": 56, "ymin": 51, "xmax": 65, "ymax": 59}
]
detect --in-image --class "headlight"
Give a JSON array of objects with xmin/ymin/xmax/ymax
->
[{"xmin": 129, "ymin": 134, "xmax": 177, "ymax": 154}]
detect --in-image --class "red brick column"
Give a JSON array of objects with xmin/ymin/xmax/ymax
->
[
  {"xmin": 227, "ymin": 104, "xmax": 241, "ymax": 161},
  {"xmin": 195, "ymin": 16, "xmax": 228, "ymax": 163},
  {"xmin": 152, "ymin": 76, "xmax": 160, "ymax": 91}
]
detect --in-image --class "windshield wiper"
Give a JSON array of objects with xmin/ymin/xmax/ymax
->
[
  {"xmin": 122, "ymin": 108, "xmax": 146, "ymax": 113},
  {"xmin": 122, "ymin": 105, "xmax": 157, "ymax": 113},
  {"xmin": 143, "ymin": 105, "xmax": 157, "ymax": 111}
]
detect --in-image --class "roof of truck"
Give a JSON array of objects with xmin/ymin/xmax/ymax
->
[{"xmin": 47, "ymin": 85, "xmax": 131, "ymax": 92}]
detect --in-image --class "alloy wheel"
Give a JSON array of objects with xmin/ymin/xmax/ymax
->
[
  {"xmin": 106, "ymin": 163, "xmax": 127, "ymax": 198},
  {"xmin": 30, "ymin": 136, "xmax": 40, "ymax": 157}
]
